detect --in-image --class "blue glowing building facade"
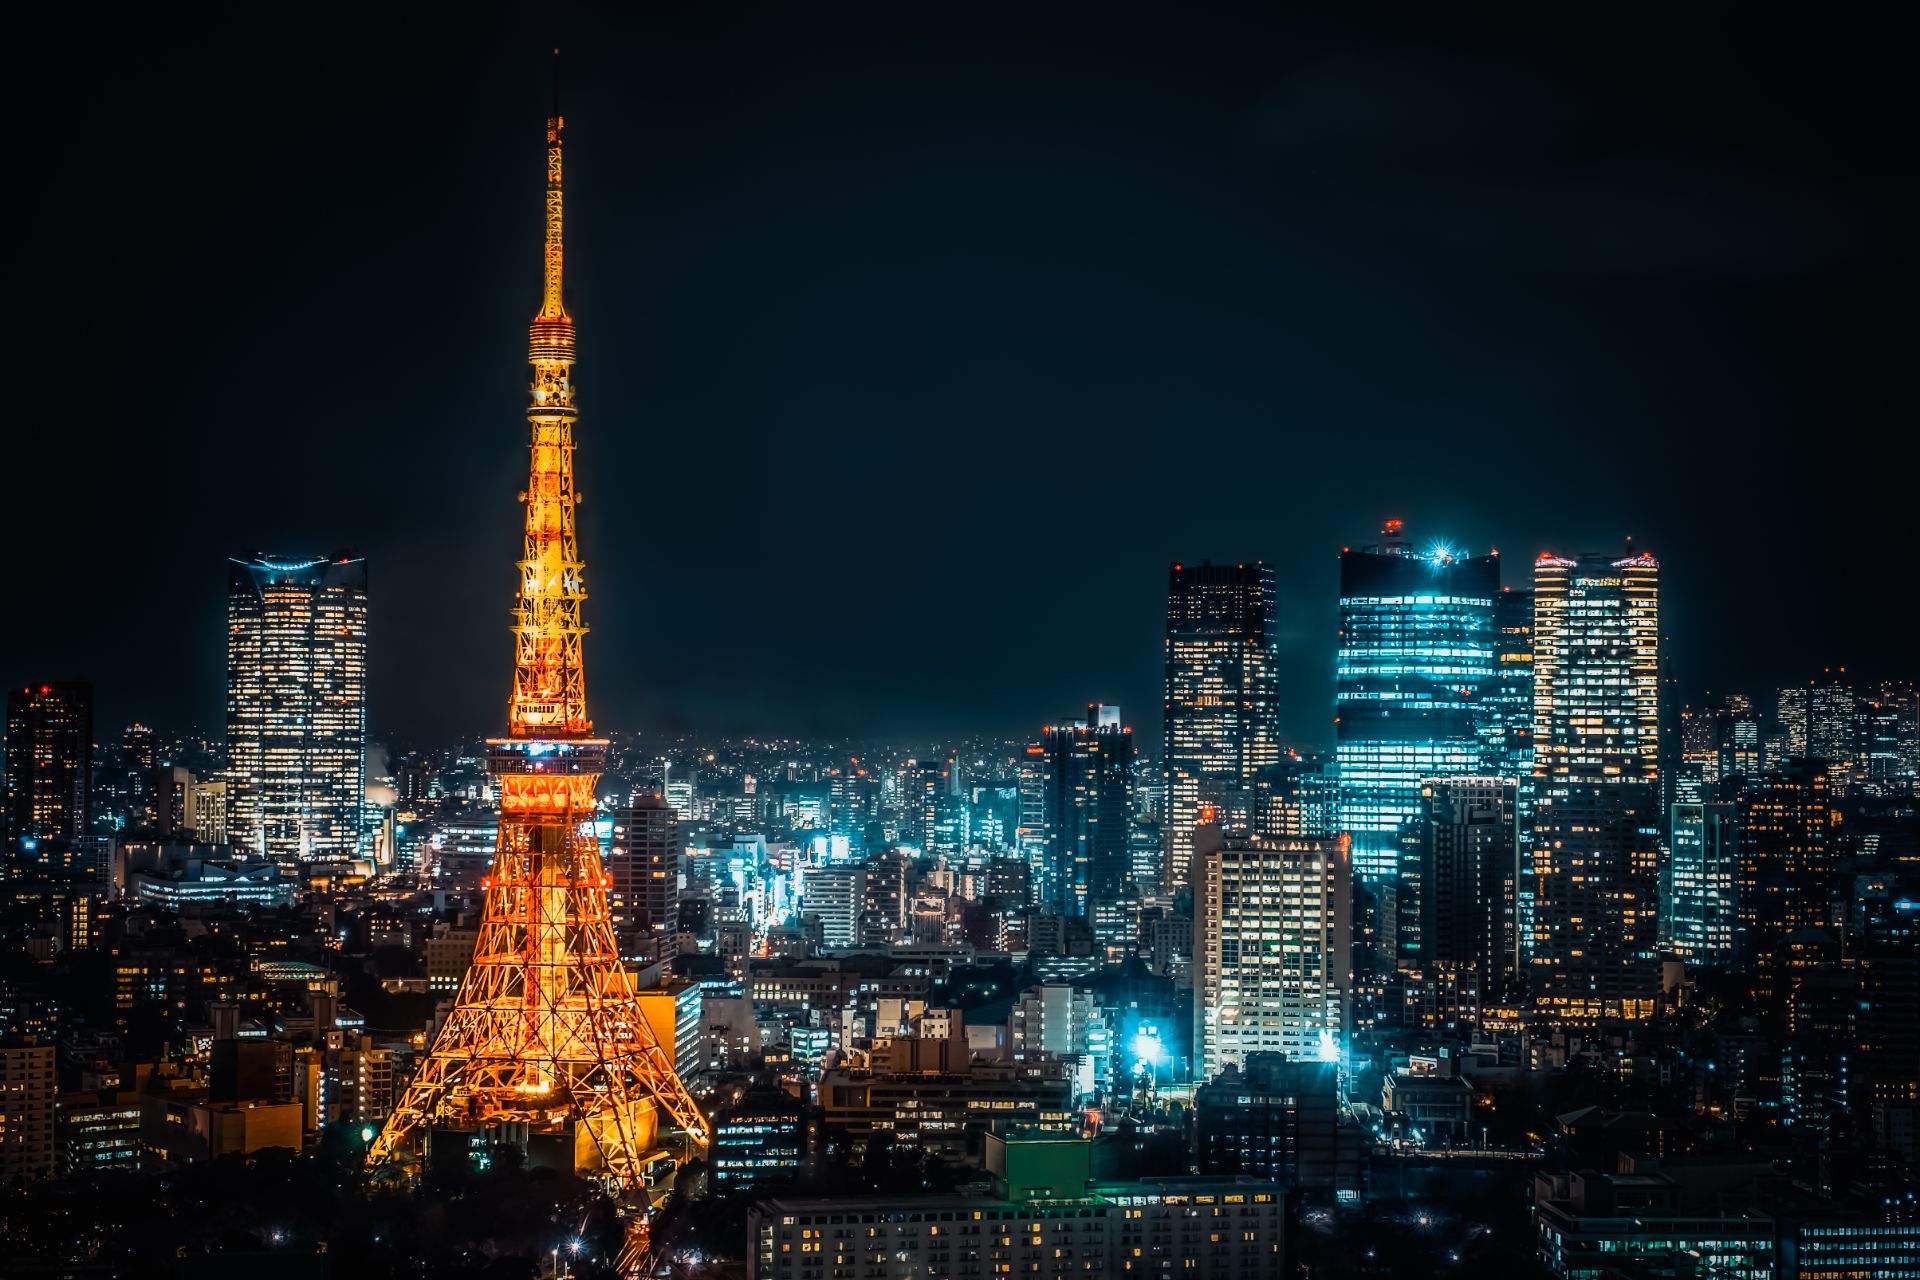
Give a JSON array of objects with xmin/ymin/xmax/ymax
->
[
  {"xmin": 1334, "ymin": 522, "xmax": 1500, "ymax": 883},
  {"xmin": 1035, "ymin": 705, "xmax": 1134, "ymax": 920},
  {"xmin": 1664, "ymin": 801, "xmax": 1737, "ymax": 965}
]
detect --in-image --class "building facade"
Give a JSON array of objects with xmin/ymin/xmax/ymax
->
[
  {"xmin": 225, "ymin": 554, "xmax": 369, "ymax": 867},
  {"xmin": 1334, "ymin": 523, "xmax": 1500, "ymax": 884},
  {"xmin": 4, "ymin": 682, "xmax": 94, "ymax": 874},
  {"xmin": 0, "ymin": 1038, "xmax": 56, "ymax": 1183},
  {"xmin": 610, "ymin": 788, "xmax": 681, "ymax": 950},
  {"xmin": 1035, "ymin": 705, "xmax": 1134, "ymax": 920},
  {"xmin": 1665, "ymin": 801, "xmax": 1738, "ymax": 965},
  {"xmin": 1196, "ymin": 830, "xmax": 1352, "ymax": 1077},
  {"xmin": 1396, "ymin": 776, "xmax": 1519, "ymax": 997},
  {"xmin": 1735, "ymin": 758, "xmax": 1836, "ymax": 968},
  {"xmin": 1527, "ymin": 548, "xmax": 1662, "ymax": 1020},
  {"xmin": 1163, "ymin": 561, "xmax": 1281, "ymax": 893},
  {"xmin": 750, "ymin": 1136, "xmax": 1284, "ymax": 1280}
]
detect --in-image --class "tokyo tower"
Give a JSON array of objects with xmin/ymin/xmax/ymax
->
[{"xmin": 371, "ymin": 64, "xmax": 709, "ymax": 1186}]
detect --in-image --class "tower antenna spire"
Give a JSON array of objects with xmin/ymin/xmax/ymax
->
[{"xmin": 539, "ymin": 50, "xmax": 567, "ymax": 321}]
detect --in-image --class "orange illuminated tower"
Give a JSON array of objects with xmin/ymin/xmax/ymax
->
[{"xmin": 371, "ymin": 65, "xmax": 708, "ymax": 1186}]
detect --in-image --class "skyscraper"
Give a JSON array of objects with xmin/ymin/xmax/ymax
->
[
  {"xmin": 4, "ymin": 682, "xmax": 94, "ymax": 873},
  {"xmin": 1530, "ymin": 548, "xmax": 1660, "ymax": 787},
  {"xmin": 1334, "ymin": 522, "xmax": 1500, "ymax": 884},
  {"xmin": 610, "ymin": 775, "xmax": 682, "ymax": 953},
  {"xmin": 1806, "ymin": 670, "xmax": 1857, "ymax": 763},
  {"xmin": 225, "ymin": 554, "xmax": 368, "ymax": 867},
  {"xmin": 1735, "ymin": 758, "xmax": 1836, "ymax": 969},
  {"xmin": 1034, "ymin": 705, "xmax": 1134, "ymax": 919},
  {"xmin": 1664, "ymin": 801, "xmax": 1737, "ymax": 965},
  {"xmin": 1527, "ymin": 546, "xmax": 1662, "ymax": 1019},
  {"xmin": 1487, "ymin": 587, "xmax": 1535, "ymax": 778},
  {"xmin": 1163, "ymin": 561, "xmax": 1281, "ymax": 892},
  {"xmin": 1196, "ymin": 827, "xmax": 1352, "ymax": 1077},
  {"xmin": 1396, "ymin": 777, "xmax": 1519, "ymax": 998},
  {"xmin": 1775, "ymin": 685, "xmax": 1809, "ymax": 759}
]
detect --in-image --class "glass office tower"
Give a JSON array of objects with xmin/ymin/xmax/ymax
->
[
  {"xmin": 226, "ymin": 554, "xmax": 369, "ymax": 867},
  {"xmin": 1036, "ymin": 705, "xmax": 1134, "ymax": 920},
  {"xmin": 1334, "ymin": 522, "xmax": 1499, "ymax": 883},
  {"xmin": 1664, "ymin": 801, "xmax": 1737, "ymax": 965}
]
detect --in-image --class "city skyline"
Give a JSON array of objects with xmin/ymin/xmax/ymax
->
[
  {"xmin": 3, "ymin": 14, "xmax": 1917, "ymax": 1278},
  {"xmin": 9, "ymin": 9, "xmax": 1911, "ymax": 745}
]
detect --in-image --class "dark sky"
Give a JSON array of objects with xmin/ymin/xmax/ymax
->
[{"xmin": 9, "ymin": 4, "xmax": 1913, "ymax": 752}]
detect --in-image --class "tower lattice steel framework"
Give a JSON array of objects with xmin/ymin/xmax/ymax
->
[{"xmin": 371, "ymin": 72, "xmax": 709, "ymax": 1189}]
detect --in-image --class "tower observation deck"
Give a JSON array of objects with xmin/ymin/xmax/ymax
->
[{"xmin": 371, "ymin": 63, "xmax": 709, "ymax": 1197}]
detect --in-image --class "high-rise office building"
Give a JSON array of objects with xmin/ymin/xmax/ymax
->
[
  {"xmin": 804, "ymin": 865, "xmax": 866, "ymax": 949},
  {"xmin": 1776, "ymin": 685, "xmax": 1809, "ymax": 759},
  {"xmin": 1807, "ymin": 670, "xmax": 1857, "ymax": 765},
  {"xmin": 1664, "ymin": 801, "xmax": 1737, "ymax": 965},
  {"xmin": 1334, "ymin": 522, "xmax": 1500, "ymax": 884},
  {"xmin": 1527, "ymin": 547, "xmax": 1662, "ymax": 1020},
  {"xmin": 1735, "ymin": 758, "xmax": 1836, "ymax": 969},
  {"xmin": 609, "ymin": 775, "xmax": 682, "ymax": 950},
  {"xmin": 1488, "ymin": 588, "xmax": 1535, "ymax": 778},
  {"xmin": 1196, "ymin": 827, "xmax": 1352, "ymax": 1078},
  {"xmin": 901, "ymin": 756, "xmax": 952, "ymax": 849},
  {"xmin": 1252, "ymin": 756, "xmax": 1338, "ymax": 841},
  {"xmin": 1531, "ymin": 548, "xmax": 1660, "ymax": 788},
  {"xmin": 1035, "ymin": 705, "xmax": 1133, "ymax": 918},
  {"xmin": 225, "ymin": 554, "xmax": 368, "ymax": 867},
  {"xmin": 1858, "ymin": 685, "xmax": 1916, "ymax": 796},
  {"xmin": 4, "ymin": 682, "xmax": 94, "ymax": 874},
  {"xmin": 1396, "ymin": 777, "xmax": 1519, "ymax": 998},
  {"xmin": 1163, "ymin": 561, "xmax": 1281, "ymax": 893}
]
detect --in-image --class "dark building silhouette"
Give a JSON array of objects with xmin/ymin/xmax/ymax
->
[{"xmin": 4, "ymin": 681, "xmax": 94, "ymax": 874}]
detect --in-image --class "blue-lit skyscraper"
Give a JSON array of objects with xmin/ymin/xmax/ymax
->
[
  {"xmin": 1036, "ymin": 705, "xmax": 1134, "ymax": 919},
  {"xmin": 1487, "ymin": 587, "xmax": 1535, "ymax": 778},
  {"xmin": 1664, "ymin": 801, "xmax": 1736, "ymax": 965},
  {"xmin": 1334, "ymin": 521, "xmax": 1500, "ymax": 883}
]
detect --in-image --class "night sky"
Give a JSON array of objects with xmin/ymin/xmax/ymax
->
[{"xmin": 10, "ymin": 5, "xmax": 1912, "ymax": 751}]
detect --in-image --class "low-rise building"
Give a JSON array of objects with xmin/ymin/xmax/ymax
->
[
  {"xmin": 816, "ymin": 1063, "xmax": 1074, "ymax": 1155},
  {"xmin": 1196, "ymin": 1053, "xmax": 1363, "ymax": 1191},
  {"xmin": 0, "ymin": 1037, "xmax": 56, "ymax": 1182},
  {"xmin": 749, "ymin": 1132, "xmax": 1283, "ymax": 1279},
  {"xmin": 1533, "ymin": 1169, "xmax": 1775, "ymax": 1280},
  {"xmin": 713, "ymin": 1088, "xmax": 807, "ymax": 1191},
  {"xmin": 56, "ymin": 1089, "xmax": 143, "ymax": 1175}
]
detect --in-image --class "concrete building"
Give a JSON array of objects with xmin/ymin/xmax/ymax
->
[
  {"xmin": 749, "ymin": 1132, "xmax": 1284, "ymax": 1279},
  {"xmin": 1196, "ymin": 829, "xmax": 1352, "ymax": 1077},
  {"xmin": 0, "ymin": 1038, "xmax": 56, "ymax": 1182},
  {"xmin": 1195, "ymin": 1053, "xmax": 1360, "ymax": 1191}
]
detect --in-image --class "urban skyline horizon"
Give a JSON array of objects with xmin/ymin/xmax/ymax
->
[
  {"xmin": 4, "ymin": 14, "xmax": 1915, "ymax": 1277},
  {"xmin": 18, "ymin": 528, "xmax": 1892, "ymax": 759}
]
